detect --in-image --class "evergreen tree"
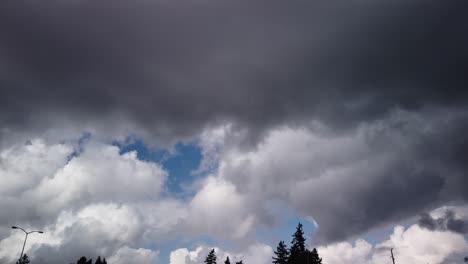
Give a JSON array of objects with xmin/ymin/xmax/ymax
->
[
  {"xmin": 204, "ymin": 249, "xmax": 217, "ymax": 264},
  {"xmin": 272, "ymin": 240, "xmax": 289, "ymax": 264},
  {"xmin": 225, "ymin": 256, "xmax": 231, "ymax": 264},
  {"xmin": 77, "ymin": 257, "xmax": 88, "ymax": 264},
  {"xmin": 307, "ymin": 248, "xmax": 322, "ymax": 264},
  {"xmin": 288, "ymin": 223, "xmax": 306, "ymax": 264},
  {"xmin": 76, "ymin": 256, "xmax": 105, "ymax": 264},
  {"xmin": 16, "ymin": 254, "xmax": 30, "ymax": 264}
]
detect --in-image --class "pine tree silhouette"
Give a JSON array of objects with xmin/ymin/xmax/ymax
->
[
  {"xmin": 205, "ymin": 249, "xmax": 217, "ymax": 264},
  {"xmin": 308, "ymin": 248, "xmax": 322, "ymax": 264},
  {"xmin": 272, "ymin": 222, "xmax": 323, "ymax": 264},
  {"xmin": 225, "ymin": 256, "xmax": 231, "ymax": 264},
  {"xmin": 75, "ymin": 256, "xmax": 107, "ymax": 264},
  {"xmin": 16, "ymin": 254, "xmax": 30, "ymax": 264},
  {"xmin": 288, "ymin": 223, "xmax": 306, "ymax": 264},
  {"xmin": 77, "ymin": 256, "xmax": 88, "ymax": 264},
  {"xmin": 235, "ymin": 261, "xmax": 243, "ymax": 264},
  {"xmin": 272, "ymin": 240, "xmax": 289, "ymax": 264}
]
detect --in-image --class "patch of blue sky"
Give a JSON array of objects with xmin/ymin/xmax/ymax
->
[
  {"xmin": 115, "ymin": 138, "xmax": 203, "ymax": 195},
  {"xmin": 163, "ymin": 143, "xmax": 203, "ymax": 194},
  {"xmin": 66, "ymin": 132, "xmax": 92, "ymax": 161},
  {"xmin": 116, "ymin": 138, "xmax": 167, "ymax": 162}
]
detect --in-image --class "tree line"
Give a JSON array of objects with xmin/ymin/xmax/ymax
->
[
  {"xmin": 204, "ymin": 248, "xmax": 244, "ymax": 264},
  {"xmin": 16, "ymin": 255, "xmax": 107, "ymax": 264},
  {"xmin": 74, "ymin": 256, "xmax": 107, "ymax": 264},
  {"xmin": 202, "ymin": 223, "xmax": 321, "ymax": 264},
  {"xmin": 17, "ymin": 223, "xmax": 318, "ymax": 264},
  {"xmin": 13, "ymin": 229, "xmax": 468, "ymax": 264},
  {"xmin": 272, "ymin": 223, "xmax": 322, "ymax": 264}
]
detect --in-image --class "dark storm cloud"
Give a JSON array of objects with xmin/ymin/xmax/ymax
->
[
  {"xmin": 308, "ymin": 109, "xmax": 468, "ymax": 243},
  {"xmin": 1, "ymin": 0, "xmax": 468, "ymax": 250},
  {"xmin": 419, "ymin": 210, "xmax": 468, "ymax": 234},
  {"xmin": 1, "ymin": 0, "xmax": 467, "ymax": 142}
]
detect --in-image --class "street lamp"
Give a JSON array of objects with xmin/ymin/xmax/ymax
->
[{"xmin": 11, "ymin": 226, "xmax": 43, "ymax": 262}]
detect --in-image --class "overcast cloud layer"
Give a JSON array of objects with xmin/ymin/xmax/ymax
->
[
  {"xmin": 1, "ymin": 0, "xmax": 468, "ymax": 263},
  {"xmin": 1, "ymin": 0, "xmax": 467, "ymax": 143}
]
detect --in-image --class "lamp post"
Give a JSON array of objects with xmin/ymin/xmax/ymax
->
[{"xmin": 11, "ymin": 226, "xmax": 43, "ymax": 262}]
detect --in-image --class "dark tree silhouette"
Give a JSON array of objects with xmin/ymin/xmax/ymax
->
[
  {"xmin": 16, "ymin": 254, "xmax": 30, "ymax": 264},
  {"xmin": 307, "ymin": 248, "xmax": 322, "ymax": 264},
  {"xmin": 75, "ymin": 256, "xmax": 107, "ymax": 264},
  {"xmin": 225, "ymin": 256, "xmax": 231, "ymax": 264},
  {"xmin": 235, "ymin": 261, "xmax": 243, "ymax": 264},
  {"xmin": 288, "ymin": 223, "xmax": 306, "ymax": 264},
  {"xmin": 464, "ymin": 256, "xmax": 468, "ymax": 263},
  {"xmin": 271, "ymin": 222, "xmax": 323, "ymax": 264},
  {"xmin": 273, "ymin": 240, "xmax": 289, "ymax": 264},
  {"xmin": 205, "ymin": 249, "xmax": 217, "ymax": 264},
  {"xmin": 77, "ymin": 257, "xmax": 88, "ymax": 264}
]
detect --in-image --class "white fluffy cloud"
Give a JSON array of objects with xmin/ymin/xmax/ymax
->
[
  {"xmin": 319, "ymin": 210, "xmax": 468, "ymax": 264},
  {"xmin": 0, "ymin": 200, "xmax": 179, "ymax": 264},
  {"xmin": 31, "ymin": 142, "xmax": 167, "ymax": 209},
  {"xmin": 186, "ymin": 176, "xmax": 255, "ymax": 240},
  {"xmin": 372, "ymin": 225, "xmax": 468, "ymax": 264},
  {"xmin": 1, "ymin": 203, "xmax": 149, "ymax": 263},
  {"xmin": 0, "ymin": 140, "xmax": 168, "ymax": 228},
  {"xmin": 319, "ymin": 239, "xmax": 373, "ymax": 264},
  {"xmin": 169, "ymin": 243, "xmax": 273, "ymax": 264},
  {"xmin": 170, "ymin": 246, "xmax": 208, "ymax": 264},
  {"xmin": 0, "ymin": 139, "xmax": 73, "ymax": 196},
  {"xmin": 0, "ymin": 139, "xmax": 177, "ymax": 264}
]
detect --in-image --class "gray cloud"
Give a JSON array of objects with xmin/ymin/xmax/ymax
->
[
  {"xmin": 418, "ymin": 210, "xmax": 468, "ymax": 234},
  {"xmin": 27, "ymin": 218, "xmax": 159, "ymax": 264},
  {"xmin": 213, "ymin": 107, "xmax": 468, "ymax": 243},
  {"xmin": 1, "ymin": 0, "xmax": 467, "ymax": 143}
]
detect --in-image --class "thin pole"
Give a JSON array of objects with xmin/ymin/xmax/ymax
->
[
  {"xmin": 19, "ymin": 233, "xmax": 28, "ymax": 261},
  {"xmin": 390, "ymin": 248, "xmax": 396, "ymax": 264},
  {"xmin": 12, "ymin": 226, "xmax": 43, "ymax": 263}
]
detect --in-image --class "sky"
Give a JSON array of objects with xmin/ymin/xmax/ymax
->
[{"xmin": 0, "ymin": 0, "xmax": 468, "ymax": 263}]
